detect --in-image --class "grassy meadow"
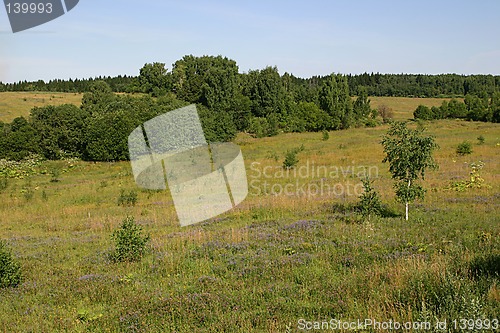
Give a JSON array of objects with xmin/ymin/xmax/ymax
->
[
  {"xmin": 369, "ymin": 96, "xmax": 457, "ymax": 121},
  {"xmin": 0, "ymin": 95, "xmax": 499, "ymax": 332},
  {"xmin": 0, "ymin": 92, "xmax": 83, "ymax": 123}
]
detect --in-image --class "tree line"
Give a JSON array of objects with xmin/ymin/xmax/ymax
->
[
  {"xmin": 413, "ymin": 93, "xmax": 500, "ymax": 122},
  {"xmin": 0, "ymin": 81, "xmax": 237, "ymax": 161},
  {"xmin": 1, "ymin": 55, "xmax": 499, "ymax": 162},
  {"xmin": 0, "ymin": 55, "xmax": 377, "ymax": 161},
  {"xmin": 1, "ymin": 58, "xmax": 499, "ymax": 99}
]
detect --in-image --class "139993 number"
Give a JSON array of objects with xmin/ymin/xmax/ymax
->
[
  {"xmin": 452, "ymin": 318, "xmax": 499, "ymax": 330},
  {"xmin": 5, "ymin": 2, "xmax": 53, "ymax": 14}
]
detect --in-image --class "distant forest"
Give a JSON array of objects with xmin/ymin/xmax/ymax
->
[
  {"xmin": 2, "ymin": 65, "xmax": 500, "ymax": 98},
  {"xmin": 1, "ymin": 55, "xmax": 499, "ymax": 162}
]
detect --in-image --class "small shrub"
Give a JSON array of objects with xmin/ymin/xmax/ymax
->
[
  {"xmin": 357, "ymin": 178, "xmax": 382, "ymax": 219},
  {"xmin": 49, "ymin": 167, "xmax": 61, "ymax": 182},
  {"xmin": 283, "ymin": 150, "xmax": 298, "ymax": 169},
  {"xmin": 477, "ymin": 135, "xmax": 485, "ymax": 145},
  {"xmin": 378, "ymin": 104, "xmax": 394, "ymax": 123},
  {"xmin": 321, "ymin": 130, "xmax": 329, "ymax": 141},
  {"xmin": 0, "ymin": 241, "xmax": 22, "ymax": 288},
  {"xmin": 282, "ymin": 145, "xmax": 305, "ymax": 169},
  {"xmin": 117, "ymin": 190, "xmax": 138, "ymax": 206},
  {"xmin": 456, "ymin": 141, "xmax": 472, "ymax": 156},
  {"xmin": 111, "ymin": 216, "xmax": 150, "ymax": 262}
]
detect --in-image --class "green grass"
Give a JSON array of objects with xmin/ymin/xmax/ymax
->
[
  {"xmin": 0, "ymin": 92, "xmax": 83, "ymax": 122},
  {"xmin": 0, "ymin": 118, "xmax": 498, "ymax": 332}
]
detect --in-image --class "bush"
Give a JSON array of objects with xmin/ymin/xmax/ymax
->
[
  {"xmin": 456, "ymin": 141, "xmax": 473, "ymax": 156},
  {"xmin": 322, "ymin": 130, "xmax": 329, "ymax": 141},
  {"xmin": 357, "ymin": 178, "xmax": 382, "ymax": 219},
  {"xmin": 377, "ymin": 104, "xmax": 394, "ymax": 123},
  {"xmin": 111, "ymin": 216, "xmax": 150, "ymax": 262},
  {"xmin": 283, "ymin": 150, "xmax": 299, "ymax": 169},
  {"xmin": 117, "ymin": 190, "xmax": 138, "ymax": 206},
  {"xmin": 413, "ymin": 105, "xmax": 433, "ymax": 120},
  {"xmin": 0, "ymin": 241, "xmax": 22, "ymax": 288},
  {"xmin": 282, "ymin": 145, "xmax": 304, "ymax": 169}
]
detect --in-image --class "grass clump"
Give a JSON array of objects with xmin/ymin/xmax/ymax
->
[
  {"xmin": 117, "ymin": 189, "xmax": 138, "ymax": 206},
  {"xmin": 0, "ymin": 241, "xmax": 22, "ymax": 288},
  {"xmin": 111, "ymin": 216, "xmax": 150, "ymax": 263}
]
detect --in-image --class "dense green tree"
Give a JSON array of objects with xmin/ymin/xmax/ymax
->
[
  {"xmin": 198, "ymin": 105, "xmax": 237, "ymax": 143},
  {"xmin": 287, "ymin": 101, "xmax": 331, "ymax": 132},
  {"xmin": 84, "ymin": 110, "xmax": 138, "ymax": 161},
  {"xmin": 490, "ymin": 92, "xmax": 500, "ymax": 123},
  {"xmin": 231, "ymin": 93, "xmax": 252, "ymax": 131},
  {"xmin": 172, "ymin": 55, "xmax": 239, "ymax": 110},
  {"xmin": 30, "ymin": 104, "xmax": 90, "ymax": 159},
  {"xmin": 138, "ymin": 62, "xmax": 170, "ymax": 96},
  {"xmin": 81, "ymin": 80, "xmax": 116, "ymax": 114},
  {"xmin": 465, "ymin": 94, "xmax": 489, "ymax": 121},
  {"xmin": 0, "ymin": 117, "xmax": 40, "ymax": 160},
  {"xmin": 319, "ymin": 74, "xmax": 353, "ymax": 129},
  {"xmin": 244, "ymin": 66, "xmax": 287, "ymax": 118},
  {"xmin": 353, "ymin": 87, "xmax": 372, "ymax": 121},
  {"xmin": 446, "ymin": 99, "xmax": 467, "ymax": 118},
  {"xmin": 413, "ymin": 105, "xmax": 433, "ymax": 120}
]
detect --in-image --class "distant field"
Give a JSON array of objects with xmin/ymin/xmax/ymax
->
[
  {"xmin": 0, "ymin": 92, "xmax": 457, "ymax": 123},
  {"xmin": 369, "ymin": 96, "xmax": 458, "ymax": 120},
  {"xmin": 0, "ymin": 92, "xmax": 83, "ymax": 122}
]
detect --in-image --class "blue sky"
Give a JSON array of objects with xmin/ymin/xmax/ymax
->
[{"xmin": 1, "ymin": 0, "xmax": 500, "ymax": 83}]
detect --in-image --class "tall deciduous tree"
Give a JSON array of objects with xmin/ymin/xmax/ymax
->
[
  {"xmin": 319, "ymin": 74, "xmax": 353, "ymax": 129},
  {"xmin": 381, "ymin": 122, "xmax": 438, "ymax": 220},
  {"xmin": 81, "ymin": 80, "xmax": 116, "ymax": 114},
  {"xmin": 30, "ymin": 104, "xmax": 90, "ymax": 159},
  {"xmin": 172, "ymin": 55, "xmax": 239, "ymax": 111},
  {"xmin": 490, "ymin": 91, "xmax": 500, "ymax": 123},
  {"xmin": 138, "ymin": 62, "xmax": 170, "ymax": 97},
  {"xmin": 244, "ymin": 66, "xmax": 286, "ymax": 118},
  {"xmin": 353, "ymin": 87, "xmax": 372, "ymax": 120}
]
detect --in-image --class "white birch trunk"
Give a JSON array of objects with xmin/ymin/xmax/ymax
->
[{"xmin": 405, "ymin": 178, "xmax": 411, "ymax": 220}]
